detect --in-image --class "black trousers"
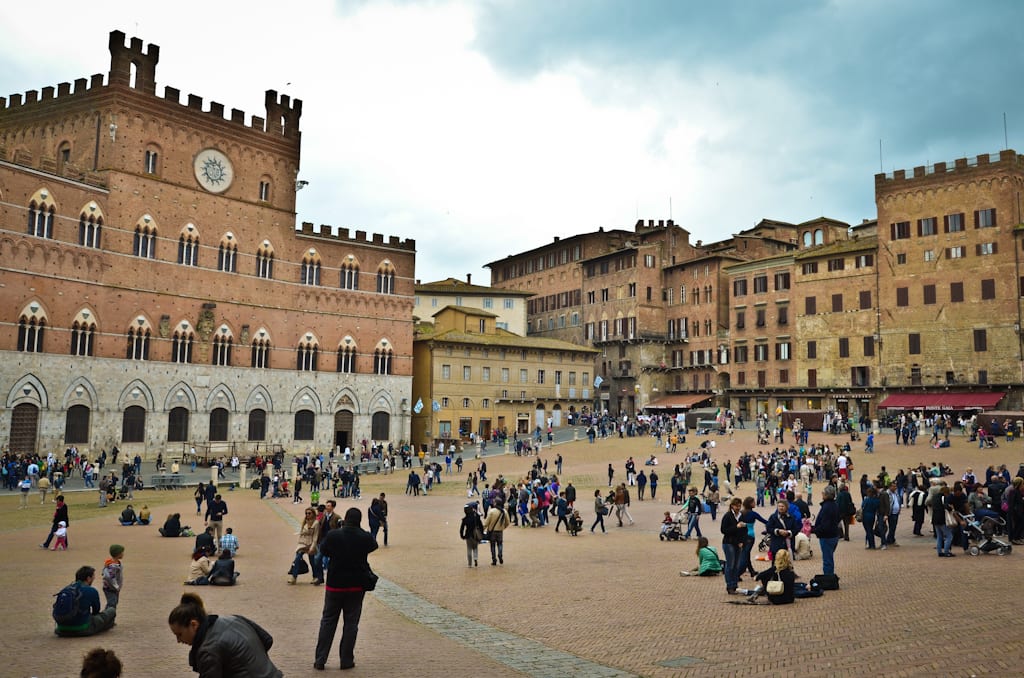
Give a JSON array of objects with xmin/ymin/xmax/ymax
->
[{"xmin": 315, "ymin": 590, "xmax": 365, "ymax": 668}]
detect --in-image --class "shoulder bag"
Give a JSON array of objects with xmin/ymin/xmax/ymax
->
[{"xmin": 766, "ymin": 571, "xmax": 784, "ymax": 596}]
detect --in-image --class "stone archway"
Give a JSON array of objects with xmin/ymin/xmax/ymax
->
[{"xmin": 334, "ymin": 410, "xmax": 354, "ymax": 452}]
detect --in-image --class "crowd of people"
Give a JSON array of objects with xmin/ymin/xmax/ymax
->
[{"xmin": 21, "ymin": 412, "xmax": 1024, "ymax": 673}]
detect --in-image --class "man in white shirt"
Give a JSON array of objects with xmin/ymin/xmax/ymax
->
[{"xmin": 836, "ymin": 454, "xmax": 849, "ymax": 480}]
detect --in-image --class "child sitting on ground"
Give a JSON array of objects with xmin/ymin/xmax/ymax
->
[
  {"xmin": 660, "ymin": 511, "xmax": 675, "ymax": 537},
  {"xmin": 679, "ymin": 537, "xmax": 723, "ymax": 576}
]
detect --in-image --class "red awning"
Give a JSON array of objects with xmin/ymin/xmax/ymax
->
[
  {"xmin": 645, "ymin": 394, "xmax": 712, "ymax": 410},
  {"xmin": 877, "ymin": 392, "xmax": 1005, "ymax": 411}
]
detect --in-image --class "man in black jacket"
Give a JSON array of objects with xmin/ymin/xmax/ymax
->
[
  {"xmin": 314, "ymin": 507, "xmax": 378, "ymax": 671},
  {"xmin": 812, "ymin": 485, "xmax": 842, "ymax": 575},
  {"xmin": 41, "ymin": 495, "xmax": 70, "ymax": 549}
]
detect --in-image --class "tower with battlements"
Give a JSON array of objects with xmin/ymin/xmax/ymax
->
[{"xmin": 0, "ymin": 31, "xmax": 416, "ymax": 458}]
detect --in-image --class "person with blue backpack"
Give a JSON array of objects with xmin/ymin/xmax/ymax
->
[{"xmin": 53, "ymin": 565, "xmax": 116, "ymax": 637}]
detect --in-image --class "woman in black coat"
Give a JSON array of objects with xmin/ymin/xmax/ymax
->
[
  {"xmin": 160, "ymin": 513, "xmax": 182, "ymax": 537},
  {"xmin": 720, "ymin": 497, "xmax": 748, "ymax": 595},
  {"xmin": 459, "ymin": 504, "xmax": 484, "ymax": 567},
  {"xmin": 751, "ymin": 548, "xmax": 797, "ymax": 604}
]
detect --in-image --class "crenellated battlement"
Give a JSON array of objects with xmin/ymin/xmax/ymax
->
[
  {"xmin": 0, "ymin": 30, "xmax": 302, "ymax": 141},
  {"xmin": 875, "ymin": 149, "xmax": 1024, "ymax": 189},
  {"xmin": 298, "ymin": 222, "xmax": 416, "ymax": 252}
]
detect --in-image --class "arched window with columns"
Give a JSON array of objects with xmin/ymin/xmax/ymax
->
[
  {"xmin": 17, "ymin": 302, "xmax": 47, "ymax": 352},
  {"xmin": 178, "ymin": 223, "xmax": 200, "ymax": 266},
  {"xmin": 126, "ymin": 316, "xmax": 152, "ymax": 360},
  {"xmin": 70, "ymin": 309, "xmax": 96, "ymax": 356},
  {"xmin": 27, "ymin": 188, "xmax": 56, "ymax": 239},
  {"xmin": 373, "ymin": 339, "xmax": 393, "ymax": 375},
  {"xmin": 297, "ymin": 332, "xmax": 319, "ymax": 371},
  {"xmin": 218, "ymin": 232, "xmax": 238, "ymax": 272}
]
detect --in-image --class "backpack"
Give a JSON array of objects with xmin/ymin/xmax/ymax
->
[{"xmin": 52, "ymin": 584, "xmax": 82, "ymax": 624}]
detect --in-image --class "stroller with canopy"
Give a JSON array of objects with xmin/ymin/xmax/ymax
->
[{"xmin": 958, "ymin": 511, "xmax": 1012, "ymax": 556}]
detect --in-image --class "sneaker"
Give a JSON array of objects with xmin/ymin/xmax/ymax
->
[
  {"xmin": 880, "ymin": 545, "xmax": 887, "ymax": 550},
  {"xmin": 679, "ymin": 571, "xmax": 693, "ymax": 577}
]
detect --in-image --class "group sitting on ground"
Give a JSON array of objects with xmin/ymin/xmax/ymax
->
[
  {"xmin": 185, "ymin": 548, "xmax": 239, "ymax": 586},
  {"xmin": 117, "ymin": 504, "xmax": 151, "ymax": 526},
  {"xmin": 158, "ymin": 513, "xmax": 195, "ymax": 537}
]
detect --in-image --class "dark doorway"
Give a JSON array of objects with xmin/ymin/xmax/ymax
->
[
  {"xmin": 10, "ymin": 402, "xmax": 39, "ymax": 454},
  {"xmin": 334, "ymin": 410, "xmax": 353, "ymax": 452}
]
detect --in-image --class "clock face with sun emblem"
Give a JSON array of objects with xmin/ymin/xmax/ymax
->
[{"xmin": 193, "ymin": 149, "xmax": 234, "ymax": 193}]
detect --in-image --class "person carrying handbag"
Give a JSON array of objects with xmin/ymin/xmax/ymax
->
[
  {"xmin": 289, "ymin": 508, "xmax": 321, "ymax": 584},
  {"xmin": 591, "ymin": 489, "xmax": 608, "ymax": 534},
  {"xmin": 747, "ymin": 548, "xmax": 796, "ymax": 604},
  {"xmin": 459, "ymin": 504, "xmax": 484, "ymax": 567},
  {"xmin": 932, "ymin": 485, "xmax": 956, "ymax": 557}
]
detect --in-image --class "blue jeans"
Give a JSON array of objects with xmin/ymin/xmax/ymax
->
[
  {"xmin": 935, "ymin": 524, "xmax": 953, "ymax": 554},
  {"xmin": 740, "ymin": 537, "xmax": 756, "ymax": 576},
  {"xmin": 863, "ymin": 516, "xmax": 876, "ymax": 548},
  {"xmin": 819, "ymin": 536, "xmax": 839, "ymax": 575},
  {"xmin": 886, "ymin": 513, "xmax": 900, "ymax": 544},
  {"xmin": 684, "ymin": 514, "xmax": 701, "ymax": 538},
  {"xmin": 312, "ymin": 552, "xmax": 327, "ymax": 581},
  {"xmin": 722, "ymin": 542, "xmax": 741, "ymax": 591}
]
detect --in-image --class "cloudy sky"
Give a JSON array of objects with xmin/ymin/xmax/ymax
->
[{"xmin": 2, "ymin": 1, "xmax": 1022, "ymax": 284}]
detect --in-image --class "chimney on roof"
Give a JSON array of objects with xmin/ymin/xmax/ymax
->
[{"xmin": 466, "ymin": 273, "xmax": 472, "ymax": 285}]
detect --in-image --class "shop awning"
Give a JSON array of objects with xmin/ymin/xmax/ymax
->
[
  {"xmin": 645, "ymin": 394, "xmax": 712, "ymax": 410},
  {"xmin": 877, "ymin": 392, "xmax": 1005, "ymax": 411}
]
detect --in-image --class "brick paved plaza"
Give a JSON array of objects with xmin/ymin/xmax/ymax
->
[{"xmin": 4, "ymin": 427, "xmax": 1023, "ymax": 677}]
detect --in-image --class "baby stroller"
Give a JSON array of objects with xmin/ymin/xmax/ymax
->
[
  {"xmin": 959, "ymin": 512, "xmax": 1012, "ymax": 556},
  {"xmin": 659, "ymin": 510, "xmax": 686, "ymax": 541}
]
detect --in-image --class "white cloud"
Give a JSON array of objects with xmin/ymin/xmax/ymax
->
[{"xmin": 1, "ymin": 0, "xmax": 1018, "ymax": 284}]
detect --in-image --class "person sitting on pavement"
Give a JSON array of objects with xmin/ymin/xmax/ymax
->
[
  {"xmin": 159, "ymin": 513, "xmax": 182, "ymax": 537},
  {"xmin": 745, "ymin": 548, "xmax": 797, "ymax": 605},
  {"xmin": 194, "ymin": 526, "xmax": 216, "ymax": 555},
  {"xmin": 118, "ymin": 505, "xmax": 137, "ymax": 526},
  {"xmin": 54, "ymin": 566, "xmax": 117, "ymax": 637},
  {"xmin": 208, "ymin": 550, "xmax": 240, "ymax": 586},
  {"xmin": 184, "ymin": 549, "xmax": 214, "ymax": 585},
  {"xmin": 137, "ymin": 505, "xmax": 152, "ymax": 526},
  {"xmin": 219, "ymin": 527, "xmax": 239, "ymax": 557},
  {"xmin": 680, "ymin": 536, "xmax": 723, "ymax": 576}
]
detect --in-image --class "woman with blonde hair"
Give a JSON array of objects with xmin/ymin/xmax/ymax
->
[{"xmin": 748, "ymin": 548, "xmax": 797, "ymax": 604}]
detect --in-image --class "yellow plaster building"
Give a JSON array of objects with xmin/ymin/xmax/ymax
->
[{"xmin": 412, "ymin": 306, "xmax": 599, "ymax": 451}]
